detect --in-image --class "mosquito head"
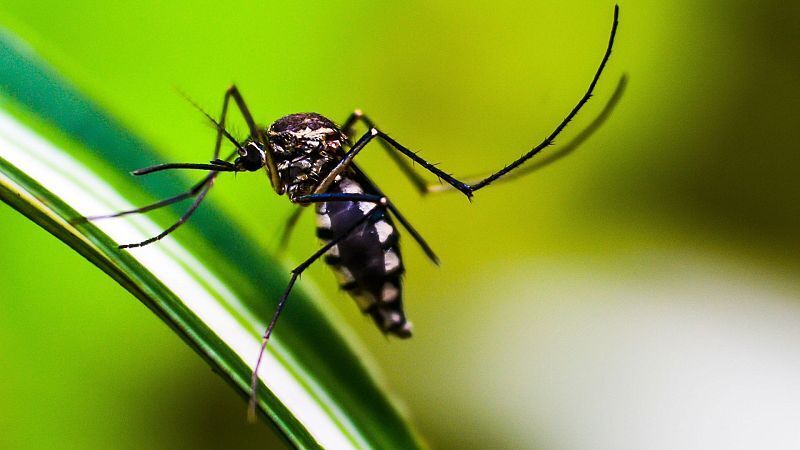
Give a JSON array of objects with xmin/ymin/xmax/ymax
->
[
  {"xmin": 267, "ymin": 113, "xmax": 346, "ymax": 199},
  {"xmin": 234, "ymin": 141, "xmax": 266, "ymax": 172}
]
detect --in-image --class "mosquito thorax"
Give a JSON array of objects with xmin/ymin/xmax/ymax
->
[{"xmin": 267, "ymin": 113, "xmax": 346, "ymax": 200}]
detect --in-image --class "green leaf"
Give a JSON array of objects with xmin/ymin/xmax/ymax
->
[{"xmin": 0, "ymin": 28, "xmax": 422, "ymax": 449}]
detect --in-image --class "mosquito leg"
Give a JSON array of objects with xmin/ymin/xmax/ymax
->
[
  {"xmin": 312, "ymin": 131, "xmax": 377, "ymax": 194},
  {"xmin": 328, "ymin": 6, "xmax": 620, "ymax": 199},
  {"xmin": 131, "ymin": 161, "xmax": 237, "ymax": 176},
  {"xmin": 93, "ymin": 84, "xmax": 259, "ymax": 243},
  {"xmin": 340, "ymin": 110, "xmax": 430, "ymax": 195},
  {"xmin": 118, "ymin": 178, "xmax": 215, "ymax": 249},
  {"xmin": 294, "ymin": 193, "xmax": 385, "ymax": 204},
  {"xmin": 315, "ymin": 124, "xmax": 470, "ymax": 196},
  {"xmin": 80, "ymin": 175, "xmax": 213, "ymax": 222},
  {"xmin": 350, "ymin": 165, "xmax": 439, "ymax": 264},
  {"xmin": 216, "ymin": 85, "xmax": 281, "ymax": 190},
  {"xmin": 427, "ymin": 73, "xmax": 628, "ymax": 193},
  {"xmin": 384, "ymin": 202, "xmax": 438, "ymax": 264},
  {"xmin": 326, "ymin": 129, "xmax": 473, "ymax": 197},
  {"xmin": 84, "ymin": 82, "xmax": 250, "ymax": 224},
  {"xmin": 248, "ymin": 200, "xmax": 384, "ymax": 421},
  {"xmin": 465, "ymin": 5, "xmax": 619, "ymax": 192}
]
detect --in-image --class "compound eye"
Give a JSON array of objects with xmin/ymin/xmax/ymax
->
[
  {"xmin": 237, "ymin": 142, "xmax": 265, "ymax": 171},
  {"xmin": 236, "ymin": 142, "xmax": 258, "ymax": 160}
]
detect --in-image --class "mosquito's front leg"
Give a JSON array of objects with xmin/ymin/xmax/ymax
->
[{"xmin": 83, "ymin": 86, "xmax": 258, "ymax": 248}]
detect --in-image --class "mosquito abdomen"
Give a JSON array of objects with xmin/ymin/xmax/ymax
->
[{"xmin": 315, "ymin": 176, "xmax": 412, "ymax": 338}]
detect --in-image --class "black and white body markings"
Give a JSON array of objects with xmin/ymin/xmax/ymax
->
[{"xmin": 81, "ymin": 6, "xmax": 621, "ymax": 421}]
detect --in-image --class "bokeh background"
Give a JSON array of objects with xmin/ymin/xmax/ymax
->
[{"xmin": 1, "ymin": 1, "xmax": 798, "ymax": 449}]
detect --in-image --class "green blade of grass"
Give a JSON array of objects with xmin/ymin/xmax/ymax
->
[{"xmin": 0, "ymin": 28, "xmax": 422, "ymax": 449}]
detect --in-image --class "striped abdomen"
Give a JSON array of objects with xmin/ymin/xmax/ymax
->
[{"xmin": 315, "ymin": 177, "xmax": 411, "ymax": 338}]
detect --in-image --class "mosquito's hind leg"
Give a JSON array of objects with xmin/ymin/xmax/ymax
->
[
  {"xmin": 340, "ymin": 110, "xmax": 431, "ymax": 195},
  {"xmin": 333, "ymin": 6, "xmax": 620, "ymax": 198},
  {"xmin": 248, "ymin": 197, "xmax": 385, "ymax": 421},
  {"xmin": 426, "ymin": 74, "xmax": 629, "ymax": 193}
]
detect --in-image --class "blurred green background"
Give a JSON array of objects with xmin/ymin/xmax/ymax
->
[{"xmin": 1, "ymin": 1, "xmax": 798, "ymax": 449}]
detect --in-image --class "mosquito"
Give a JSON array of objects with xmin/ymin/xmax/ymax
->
[{"xmin": 83, "ymin": 5, "xmax": 620, "ymax": 420}]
